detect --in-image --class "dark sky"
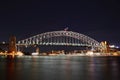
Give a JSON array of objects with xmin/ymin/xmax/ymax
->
[{"xmin": 0, "ymin": 1, "xmax": 120, "ymax": 46}]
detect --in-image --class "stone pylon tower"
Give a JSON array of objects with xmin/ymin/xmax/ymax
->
[{"xmin": 8, "ymin": 36, "xmax": 17, "ymax": 53}]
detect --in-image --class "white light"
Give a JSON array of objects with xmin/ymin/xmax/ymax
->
[
  {"xmin": 2, "ymin": 41, "xmax": 5, "ymax": 44},
  {"xmin": 116, "ymin": 46, "xmax": 119, "ymax": 48},
  {"xmin": 16, "ymin": 51, "xmax": 24, "ymax": 56},
  {"xmin": 109, "ymin": 45, "xmax": 115, "ymax": 48},
  {"xmin": 86, "ymin": 51, "xmax": 94, "ymax": 56},
  {"xmin": 32, "ymin": 52, "xmax": 39, "ymax": 56}
]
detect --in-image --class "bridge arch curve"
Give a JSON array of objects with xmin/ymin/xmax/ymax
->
[{"xmin": 18, "ymin": 30, "xmax": 100, "ymax": 47}]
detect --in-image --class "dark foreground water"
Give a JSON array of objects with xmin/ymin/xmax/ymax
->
[{"xmin": 0, "ymin": 56, "xmax": 120, "ymax": 80}]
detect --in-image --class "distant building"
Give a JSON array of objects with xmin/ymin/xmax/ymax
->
[
  {"xmin": 36, "ymin": 47, "xmax": 40, "ymax": 53},
  {"xmin": 100, "ymin": 41, "xmax": 110, "ymax": 53}
]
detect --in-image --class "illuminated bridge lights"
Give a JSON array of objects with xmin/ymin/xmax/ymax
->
[{"xmin": 17, "ymin": 30, "xmax": 100, "ymax": 49}]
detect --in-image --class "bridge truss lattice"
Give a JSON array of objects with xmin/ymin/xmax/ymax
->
[{"xmin": 17, "ymin": 30, "xmax": 100, "ymax": 49}]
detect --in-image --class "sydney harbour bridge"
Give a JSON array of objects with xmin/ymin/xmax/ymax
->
[
  {"xmin": 0, "ymin": 30, "xmax": 103, "ymax": 57},
  {"xmin": 17, "ymin": 30, "xmax": 100, "ymax": 50}
]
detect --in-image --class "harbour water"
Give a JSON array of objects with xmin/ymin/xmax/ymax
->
[{"xmin": 0, "ymin": 56, "xmax": 120, "ymax": 80}]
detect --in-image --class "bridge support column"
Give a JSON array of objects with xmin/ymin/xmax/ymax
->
[{"xmin": 7, "ymin": 36, "xmax": 17, "ymax": 59}]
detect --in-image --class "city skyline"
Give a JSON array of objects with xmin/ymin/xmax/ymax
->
[{"xmin": 0, "ymin": 1, "xmax": 120, "ymax": 46}]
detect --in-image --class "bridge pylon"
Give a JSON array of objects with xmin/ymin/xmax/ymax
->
[{"xmin": 7, "ymin": 35, "xmax": 17, "ymax": 58}]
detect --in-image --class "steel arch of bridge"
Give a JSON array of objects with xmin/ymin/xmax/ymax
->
[{"xmin": 17, "ymin": 30, "xmax": 100, "ymax": 47}]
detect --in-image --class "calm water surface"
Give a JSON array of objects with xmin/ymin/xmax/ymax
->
[{"xmin": 0, "ymin": 56, "xmax": 120, "ymax": 80}]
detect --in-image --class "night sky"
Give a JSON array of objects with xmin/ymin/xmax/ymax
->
[{"xmin": 0, "ymin": 1, "xmax": 120, "ymax": 46}]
